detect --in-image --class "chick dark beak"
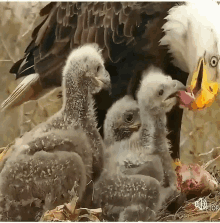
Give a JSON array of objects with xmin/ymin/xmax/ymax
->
[
  {"xmin": 173, "ymin": 80, "xmax": 186, "ymax": 91},
  {"xmin": 96, "ymin": 70, "xmax": 112, "ymax": 95},
  {"xmin": 165, "ymin": 80, "xmax": 186, "ymax": 101},
  {"xmin": 129, "ymin": 122, "xmax": 141, "ymax": 132}
]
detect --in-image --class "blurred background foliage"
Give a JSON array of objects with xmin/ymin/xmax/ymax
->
[
  {"xmin": 0, "ymin": 2, "xmax": 48, "ymax": 147},
  {"xmin": 1, "ymin": 2, "xmax": 220, "ymax": 174}
]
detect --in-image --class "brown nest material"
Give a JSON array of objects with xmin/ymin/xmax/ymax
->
[
  {"xmin": 40, "ymin": 196, "xmax": 103, "ymax": 222},
  {"xmin": 157, "ymin": 189, "xmax": 220, "ymax": 221}
]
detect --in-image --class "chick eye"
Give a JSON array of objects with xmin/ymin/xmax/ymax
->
[
  {"xmin": 96, "ymin": 66, "xmax": 101, "ymax": 73},
  {"xmin": 158, "ymin": 89, "xmax": 164, "ymax": 96},
  {"xmin": 210, "ymin": 56, "xmax": 218, "ymax": 67},
  {"xmin": 124, "ymin": 112, "xmax": 134, "ymax": 123}
]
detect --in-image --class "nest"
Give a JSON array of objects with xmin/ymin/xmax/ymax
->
[{"xmin": 40, "ymin": 189, "xmax": 220, "ymax": 222}]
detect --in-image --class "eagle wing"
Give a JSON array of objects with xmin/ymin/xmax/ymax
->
[{"xmin": 10, "ymin": 2, "xmax": 175, "ymax": 86}]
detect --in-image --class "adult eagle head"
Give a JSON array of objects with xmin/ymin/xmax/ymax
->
[{"xmin": 160, "ymin": 1, "xmax": 220, "ymax": 110}]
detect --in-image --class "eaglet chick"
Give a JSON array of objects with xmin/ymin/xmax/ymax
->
[
  {"xmin": 0, "ymin": 44, "xmax": 111, "ymax": 221},
  {"xmin": 103, "ymin": 95, "xmax": 164, "ymax": 183}
]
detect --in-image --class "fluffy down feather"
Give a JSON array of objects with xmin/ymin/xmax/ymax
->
[{"xmin": 0, "ymin": 44, "xmax": 110, "ymax": 220}]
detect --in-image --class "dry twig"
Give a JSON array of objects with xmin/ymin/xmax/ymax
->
[{"xmin": 0, "ymin": 34, "xmax": 16, "ymax": 63}]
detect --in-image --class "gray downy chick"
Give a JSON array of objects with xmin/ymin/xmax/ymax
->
[
  {"xmin": 103, "ymin": 95, "xmax": 164, "ymax": 183},
  {"xmin": 94, "ymin": 67, "xmax": 185, "ymax": 221},
  {"xmin": 0, "ymin": 44, "xmax": 111, "ymax": 221},
  {"xmin": 137, "ymin": 66, "xmax": 186, "ymax": 189}
]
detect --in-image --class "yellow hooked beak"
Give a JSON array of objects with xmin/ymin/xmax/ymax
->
[{"xmin": 189, "ymin": 58, "xmax": 219, "ymax": 110}]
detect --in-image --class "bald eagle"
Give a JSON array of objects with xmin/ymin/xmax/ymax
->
[{"xmin": 3, "ymin": 1, "xmax": 220, "ymax": 160}]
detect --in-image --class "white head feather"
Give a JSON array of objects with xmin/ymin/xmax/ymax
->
[{"xmin": 160, "ymin": 1, "xmax": 220, "ymax": 84}]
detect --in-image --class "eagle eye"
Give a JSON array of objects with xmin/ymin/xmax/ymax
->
[
  {"xmin": 124, "ymin": 112, "xmax": 134, "ymax": 124},
  {"xmin": 158, "ymin": 89, "xmax": 164, "ymax": 96},
  {"xmin": 210, "ymin": 56, "xmax": 218, "ymax": 67}
]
